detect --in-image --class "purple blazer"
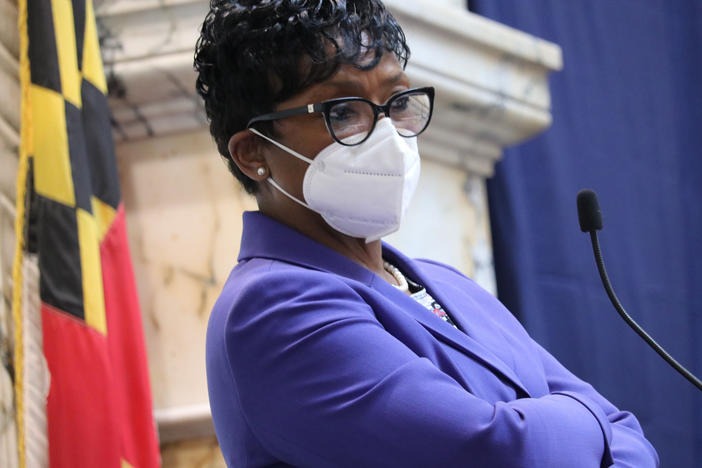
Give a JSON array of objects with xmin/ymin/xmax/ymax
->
[{"xmin": 207, "ymin": 212, "xmax": 659, "ymax": 467}]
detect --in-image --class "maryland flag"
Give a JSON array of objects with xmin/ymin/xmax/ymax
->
[{"xmin": 12, "ymin": 0, "xmax": 161, "ymax": 467}]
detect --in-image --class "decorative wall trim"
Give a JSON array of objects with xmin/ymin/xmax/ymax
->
[
  {"xmin": 154, "ymin": 404, "xmax": 214, "ymax": 444},
  {"xmin": 98, "ymin": 0, "xmax": 562, "ymax": 177}
]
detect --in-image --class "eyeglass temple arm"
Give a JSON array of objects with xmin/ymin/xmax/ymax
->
[{"xmin": 246, "ymin": 104, "xmax": 321, "ymax": 128}]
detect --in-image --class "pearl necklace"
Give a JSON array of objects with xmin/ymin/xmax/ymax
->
[{"xmin": 383, "ymin": 261, "xmax": 409, "ymax": 293}]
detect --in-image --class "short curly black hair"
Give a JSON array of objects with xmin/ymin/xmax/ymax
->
[{"xmin": 194, "ymin": 0, "xmax": 410, "ymax": 194}]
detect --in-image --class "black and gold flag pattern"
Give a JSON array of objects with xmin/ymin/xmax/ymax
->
[
  {"xmin": 14, "ymin": 1, "xmax": 161, "ymax": 466},
  {"xmin": 27, "ymin": 0, "xmax": 120, "ymax": 333}
]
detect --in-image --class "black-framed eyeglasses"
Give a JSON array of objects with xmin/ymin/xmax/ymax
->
[{"xmin": 247, "ymin": 87, "xmax": 435, "ymax": 147}]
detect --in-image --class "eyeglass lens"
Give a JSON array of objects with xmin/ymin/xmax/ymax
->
[{"xmin": 328, "ymin": 91, "xmax": 431, "ymax": 145}]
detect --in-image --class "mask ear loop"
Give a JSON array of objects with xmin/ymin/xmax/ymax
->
[
  {"xmin": 266, "ymin": 177, "xmax": 312, "ymax": 209},
  {"xmin": 248, "ymin": 128, "xmax": 314, "ymax": 209},
  {"xmin": 249, "ymin": 128, "xmax": 314, "ymax": 164}
]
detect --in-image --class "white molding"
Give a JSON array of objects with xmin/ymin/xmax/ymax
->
[
  {"xmin": 385, "ymin": 0, "xmax": 562, "ymax": 71},
  {"xmin": 96, "ymin": 0, "xmax": 200, "ymax": 17},
  {"xmin": 98, "ymin": 0, "xmax": 562, "ymax": 177},
  {"xmin": 154, "ymin": 404, "xmax": 214, "ymax": 444}
]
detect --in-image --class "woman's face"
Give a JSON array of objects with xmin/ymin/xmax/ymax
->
[{"xmin": 258, "ymin": 53, "xmax": 412, "ymax": 206}]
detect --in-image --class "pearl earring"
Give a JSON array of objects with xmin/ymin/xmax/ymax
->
[{"xmin": 257, "ymin": 167, "xmax": 266, "ymax": 177}]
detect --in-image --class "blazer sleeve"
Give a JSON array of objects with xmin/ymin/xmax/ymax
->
[
  {"xmin": 223, "ymin": 269, "xmax": 616, "ymax": 468},
  {"xmin": 418, "ymin": 258, "xmax": 660, "ymax": 468},
  {"xmin": 530, "ymin": 339, "xmax": 660, "ymax": 467}
]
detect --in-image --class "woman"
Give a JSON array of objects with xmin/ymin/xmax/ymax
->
[{"xmin": 195, "ymin": 1, "xmax": 659, "ymax": 466}]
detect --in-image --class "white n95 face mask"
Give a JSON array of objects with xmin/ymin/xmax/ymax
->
[{"xmin": 250, "ymin": 118, "xmax": 421, "ymax": 242}]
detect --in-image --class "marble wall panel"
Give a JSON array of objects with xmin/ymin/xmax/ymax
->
[
  {"xmin": 386, "ymin": 157, "xmax": 497, "ymax": 295},
  {"xmin": 116, "ymin": 129, "xmax": 256, "ymax": 410},
  {"xmin": 435, "ymin": 0, "xmax": 466, "ymax": 8}
]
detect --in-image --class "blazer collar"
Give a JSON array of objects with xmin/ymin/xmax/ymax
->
[
  {"xmin": 238, "ymin": 211, "xmax": 530, "ymax": 397},
  {"xmin": 238, "ymin": 211, "xmax": 377, "ymax": 284}
]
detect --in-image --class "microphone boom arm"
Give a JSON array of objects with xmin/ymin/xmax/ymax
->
[{"xmin": 588, "ymin": 231, "xmax": 702, "ymax": 392}]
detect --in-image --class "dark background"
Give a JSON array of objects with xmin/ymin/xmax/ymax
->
[{"xmin": 468, "ymin": 1, "xmax": 702, "ymax": 466}]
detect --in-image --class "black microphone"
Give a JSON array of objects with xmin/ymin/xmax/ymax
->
[
  {"xmin": 576, "ymin": 189, "xmax": 702, "ymax": 392},
  {"xmin": 577, "ymin": 189, "xmax": 602, "ymax": 232}
]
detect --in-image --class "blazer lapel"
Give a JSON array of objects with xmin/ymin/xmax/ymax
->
[
  {"xmin": 381, "ymin": 246, "xmax": 532, "ymax": 398},
  {"xmin": 238, "ymin": 212, "xmax": 531, "ymax": 397}
]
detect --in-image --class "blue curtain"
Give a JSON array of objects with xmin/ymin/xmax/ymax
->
[{"xmin": 469, "ymin": 1, "xmax": 702, "ymax": 466}]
